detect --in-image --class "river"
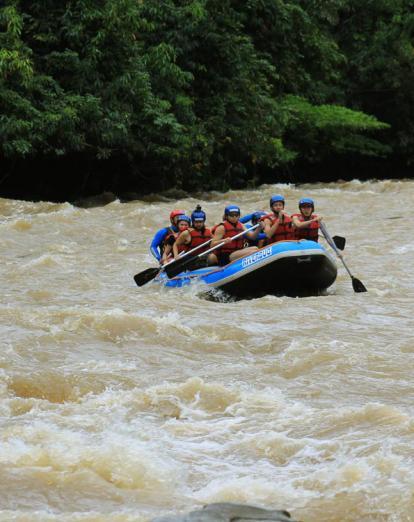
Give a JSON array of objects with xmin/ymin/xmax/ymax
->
[{"xmin": 1, "ymin": 179, "xmax": 413, "ymax": 522}]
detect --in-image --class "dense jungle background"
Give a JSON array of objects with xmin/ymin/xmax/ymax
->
[{"xmin": 1, "ymin": 0, "xmax": 413, "ymax": 201}]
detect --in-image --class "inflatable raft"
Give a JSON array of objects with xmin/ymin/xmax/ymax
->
[{"xmin": 156, "ymin": 239, "xmax": 337, "ymax": 298}]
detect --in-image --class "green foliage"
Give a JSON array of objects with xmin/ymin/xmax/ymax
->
[
  {"xmin": 0, "ymin": 5, "xmax": 33, "ymax": 85},
  {"xmin": 280, "ymin": 95, "xmax": 391, "ymax": 162},
  {"xmin": 332, "ymin": 0, "xmax": 414, "ymax": 163},
  {"xmin": 241, "ymin": 0, "xmax": 345, "ymax": 101},
  {"xmin": 0, "ymin": 0, "xmax": 408, "ymax": 195},
  {"xmin": 282, "ymin": 95, "xmax": 389, "ymax": 131}
]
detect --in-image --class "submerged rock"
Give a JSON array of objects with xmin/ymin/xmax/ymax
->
[{"xmin": 152, "ymin": 502, "xmax": 300, "ymax": 522}]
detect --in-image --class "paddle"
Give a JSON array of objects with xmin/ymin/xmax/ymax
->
[
  {"xmin": 133, "ymin": 236, "xmax": 214, "ymax": 287},
  {"xmin": 134, "ymin": 267, "xmax": 162, "ymax": 287},
  {"xmin": 319, "ymin": 221, "xmax": 367, "ymax": 293},
  {"xmin": 332, "ymin": 235, "xmax": 346, "ymax": 250},
  {"xmin": 319, "ymin": 235, "xmax": 345, "ymax": 250},
  {"xmin": 165, "ymin": 224, "xmax": 260, "ymax": 279}
]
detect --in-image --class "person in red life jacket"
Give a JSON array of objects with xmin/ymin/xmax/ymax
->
[
  {"xmin": 210, "ymin": 205, "xmax": 264, "ymax": 266},
  {"xmin": 161, "ymin": 215, "xmax": 191, "ymax": 264},
  {"xmin": 172, "ymin": 206, "xmax": 216, "ymax": 265},
  {"xmin": 291, "ymin": 197, "xmax": 322, "ymax": 242},
  {"xmin": 261, "ymin": 194, "xmax": 295, "ymax": 245},
  {"xmin": 150, "ymin": 209, "xmax": 185, "ymax": 262}
]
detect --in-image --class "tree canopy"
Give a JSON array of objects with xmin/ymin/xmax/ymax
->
[{"xmin": 0, "ymin": 0, "xmax": 411, "ymax": 199}]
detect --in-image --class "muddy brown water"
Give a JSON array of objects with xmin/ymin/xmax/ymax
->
[{"xmin": 1, "ymin": 180, "xmax": 413, "ymax": 521}]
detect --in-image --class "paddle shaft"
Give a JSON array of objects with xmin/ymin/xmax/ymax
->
[
  {"xmin": 165, "ymin": 223, "xmax": 260, "ymax": 278},
  {"xmin": 157, "ymin": 234, "xmax": 214, "ymax": 275},
  {"xmin": 155, "ymin": 235, "xmax": 213, "ymax": 269},
  {"xmin": 318, "ymin": 234, "xmax": 345, "ymax": 250},
  {"xmin": 196, "ymin": 223, "xmax": 260, "ymax": 258},
  {"xmin": 134, "ymin": 231, "xmax": 214, "ymax": 284},
  {"xmin": 320, "ymin": 222, "xmax": 357, "ymax": 279},
  {"xmin": 171, "ymin": 234, "xmax": 213, "ymax": 262}
]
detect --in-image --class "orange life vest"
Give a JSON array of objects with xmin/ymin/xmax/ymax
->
[
  {"xmin": 213, "ymin": 220, "xmax": 245, "ymax": 254},
  {"xmin": 189, "ymin": 227, "xmax": 212, "ymax": 253},
  {"xmin": 261, "ymin": 213, "xmax": 294, "ymax": 243},
  {"xmin": 291, "ymin": 213, "xmax": 319, "ymax": 241}
]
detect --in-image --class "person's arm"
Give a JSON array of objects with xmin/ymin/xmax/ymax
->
[
  {"xmin": 292, "ymin": 214, "xmax": 323, "ymax": 229},
  {"xmin": 263, "ymin": 216, "xmax": 278, "ymax": 239},
  {"xmin": 240, "ymin": 213, "xmax": 254, "ymax": 224},
  {"xmin": 210, "ymin": 224, "xmax": 226, "ymax": 248},
  {"xmin": 241, "ymin": 223, "xmax": 265, "ymax": 241},
  {"xmin": 161, "ymin": 234, "xmax": 176, "ymax": 264},
  {"xmin": 149, "ymin": 228, "xmax": 167, "ymax": 261},
  {"xmin": 244, "ymin": 222, "xmax": 265, "ymax": 240},
  {"xmin": 173, "ymin": 230, "xmax": 191, "ymax": 259},
  {"xmin": 264, "ymin": 212, "xmax": 291, "ymax": 238},
  {"xmin": 161, "ymin": 243, "xmax": 172, "ymax": 265}
]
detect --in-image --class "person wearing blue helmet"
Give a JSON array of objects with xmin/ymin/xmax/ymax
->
[
  {"xmin": 261, "ymin": 194, "xmax": 295, "ymax": 244},
  {"xmin": 210, "ymin": 205, "xmax": 264, "ymax": 266},
  {"xmin": 161, "ymin": 214, "xmax": 191, "ymax": 264},
  {"xmin": 291, "ymin": 197, "xmax": 322, "ymax": 242},
  {"xmin": 173, "ymin": 206, "xmax": 215, "ymax": 265},
  {"xmin": 240, "ymin": 211, "xmax": 267, "ymax": 247},
  {"xmin": 240, "ymin": 210, "xmax": 266, "ymax": 226},
  {"xmin": 191, "ymin": 204, "xmax": 207, "ymax": 223}
]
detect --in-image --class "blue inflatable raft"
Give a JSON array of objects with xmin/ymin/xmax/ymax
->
[{"xmin": 156, "ymin": 240, "xmax": 337, "ymax": 298}]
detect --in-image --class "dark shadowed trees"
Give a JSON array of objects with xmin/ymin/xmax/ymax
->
[{"xmin": 0, "ymin": 0, "xmax": 409, "ymax": 199}]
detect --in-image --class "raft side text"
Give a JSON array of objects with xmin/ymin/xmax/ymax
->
[{"xmin": 241, "ymin": 247, "xmax": 272, "ymax": 268}]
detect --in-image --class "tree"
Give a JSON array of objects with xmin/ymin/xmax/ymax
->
[{"xmin": 0, "ymin": 0, "xmax": 396, "ymax": 199}]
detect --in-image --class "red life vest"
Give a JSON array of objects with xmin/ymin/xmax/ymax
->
[
  {"xmin": 189, "ymin": 227, "xmax": 212, "ymax": 253},
  {"xmin": 214, "ymin": 220, "xmax": 245, "ymax": 254},
  {"xmin": 292, "ymin": 213, "xmax": 319, "ymax": 241},
  {"xmin": 261, "ymin": 213, "xmax": 294, "ymax": 243},
  {"xmin": 162, "ymin": 227, "xmax": 177, "ymax": 252},
  {"xmin": 175, "ymin": 231, "xmax": 190, "ymax": 254}
]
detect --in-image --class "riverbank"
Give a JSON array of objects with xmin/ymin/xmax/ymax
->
[{"xmin": 0, "ymin": 154, "xmax": 412, "ymax": 204}]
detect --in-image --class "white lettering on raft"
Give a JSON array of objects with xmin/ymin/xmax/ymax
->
[{"xmin": 241, "ymin": 247, "xmax": 273, "ymax": 268}]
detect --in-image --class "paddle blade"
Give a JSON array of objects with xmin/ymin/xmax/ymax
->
[
  {"xmin": 164, "ymin": 256, "xmax": 196, "ymax": 278},
  {"xmin": 133, "ymin": 267, "xmax": 160, "ymax": 287},
  {"xmin": 351, "ymin": 276, "xmax": 368, "ymax": 293},
  {"xmin": 332, "ymin": 235, "xmax": 346, "ymax": 250}
]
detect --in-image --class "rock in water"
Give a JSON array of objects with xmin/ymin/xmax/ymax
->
[{"xmin": 152, "ymin": 502, "xmax": 300, "ymax": 522}]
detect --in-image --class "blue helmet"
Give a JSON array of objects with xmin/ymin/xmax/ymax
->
[
  {"xmin": 191, "ymin": 209, "xmax": 206, "ymax": 224},
  {"xmin": 177, "ymin": 215, "xmax": 191, "ymax": 225},
  {"xmin": 224, "ymin": 205, "xmax": 241, "ymax": 215},
  {"xmin": 251, "ymin": 211, "xmax": 267, "ymax": 225},
  {"xmin": 299, "ymin": 197, "xmax": 314, "ymax": 208},
  {"xmin": 270, "ymin": 194, "xmax": 285, "ymax": 207}
]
